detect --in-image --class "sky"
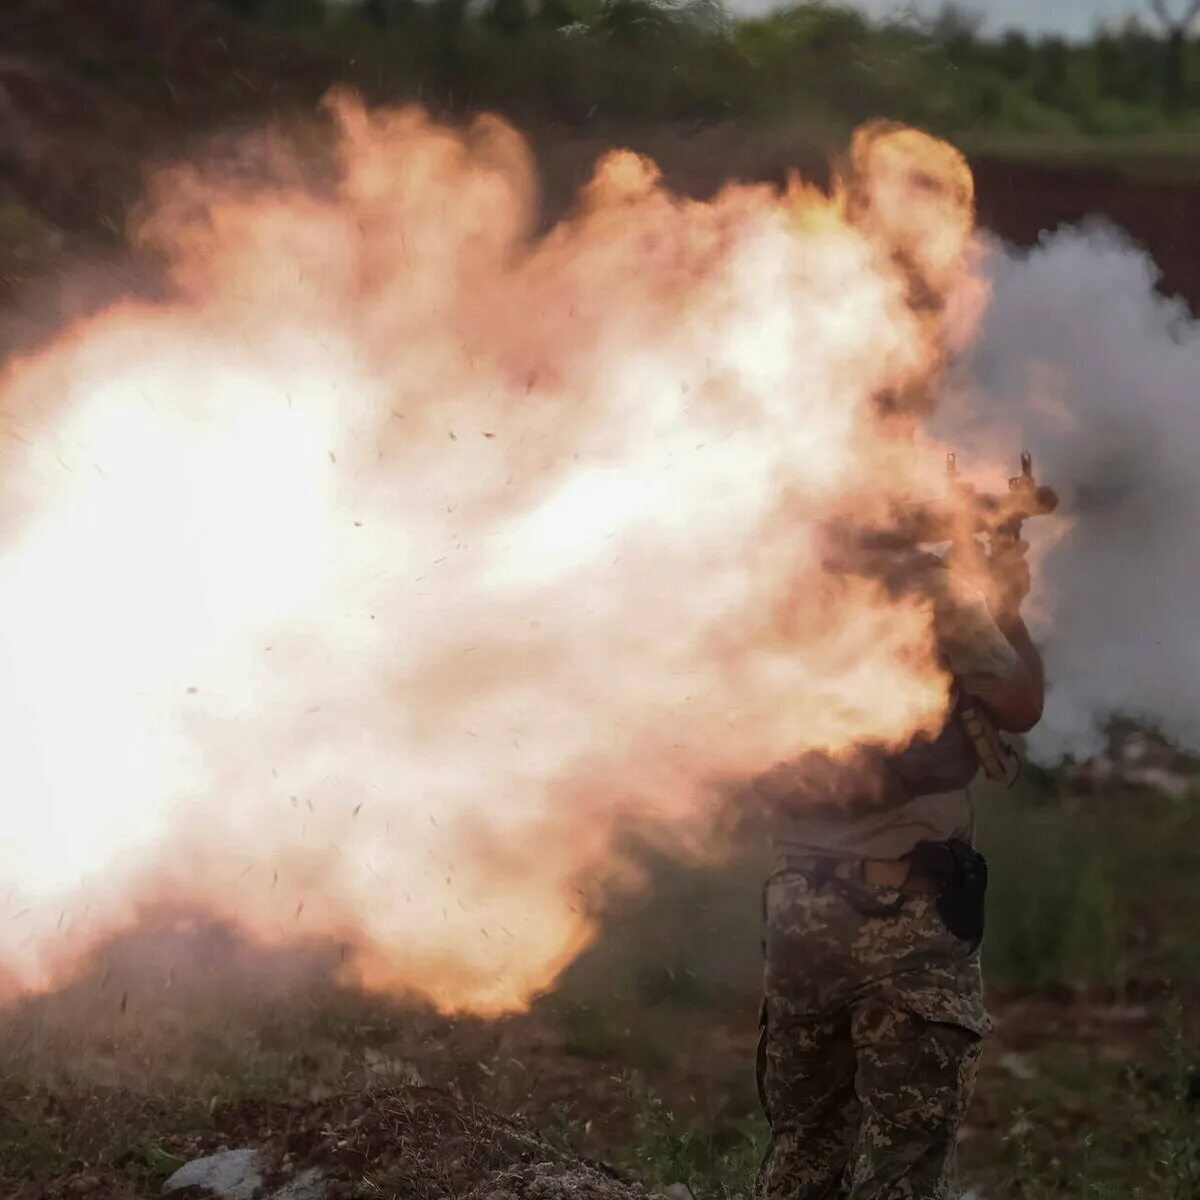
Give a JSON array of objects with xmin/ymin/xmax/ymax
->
[{"xmin": 767, "ymin": 1, "xmax": 1162, "ymax": 37}]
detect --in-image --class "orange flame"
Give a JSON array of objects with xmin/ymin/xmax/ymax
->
[{"xmin": 0, "ymin": 98, "xmax": 982, "ymax": 1014}]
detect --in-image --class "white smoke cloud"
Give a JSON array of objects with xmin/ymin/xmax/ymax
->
[{"xmin": 941, "ymin": 223, "xmax": 1200, "ymax": 760}]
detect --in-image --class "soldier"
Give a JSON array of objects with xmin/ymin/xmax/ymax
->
[{"xmin": 754, "ymin": 534, "xmax": 1044, "ymax": 1200}]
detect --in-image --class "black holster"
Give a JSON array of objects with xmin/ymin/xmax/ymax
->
[{"xmin": 909, "ymin": 838, "xmax": 988, "ymax": 946}]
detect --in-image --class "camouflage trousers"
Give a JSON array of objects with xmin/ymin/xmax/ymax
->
[{"xmin": 756, "ymin": 868, "xmax": 989, "ymax": 1200}]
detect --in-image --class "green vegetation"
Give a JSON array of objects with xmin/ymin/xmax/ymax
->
[
  {"xmin": 13, "ymin": 0, "xmax": 1198, "ymax": 153},
  {"xmin": 972, "ymin": 1003, "xmax": 1200, "ymax": 1198},
  {"xmin": 977, "ymin": 759, "xmax": 1200, "ymax": 988},
  {"xmin": 188, "ymin": 0, "xmax": 1200, "ymax": 142},
  {"xmin": 12, "ymin": 0, "xmax": 1200, "ymax": 294}
]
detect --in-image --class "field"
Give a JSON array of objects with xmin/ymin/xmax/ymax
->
[
  {"xmin": 3, "ymin": 3, "xmax": 1200, "ymax": 1197},
  {"xmin": 2, "ymin": 756, "xmax": 1199, "ymax": 1198}
]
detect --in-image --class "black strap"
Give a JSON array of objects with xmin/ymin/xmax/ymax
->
[{"xmin": 909, "ymin": 838, "xmax": 988, "ymax": 945}]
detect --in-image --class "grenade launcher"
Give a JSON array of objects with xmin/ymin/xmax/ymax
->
[{"xmin": 898, "ymin": 451, "xmax": 1059, "ymax": 562}]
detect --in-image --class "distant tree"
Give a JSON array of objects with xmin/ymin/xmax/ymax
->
[
  {"xmin": 930, "ymin": 3, "xmax": 983, "ymax": 45},
  {"xmin": 1093, "ymin": 25, "xmax": 1122, "ymax": 97},
  {"xmin": 1147, "ymin": 0, "xmax": 1200, "ymax": 112},
  {"xmin": 996, "ymin": 29, "xmax": 1032, "ymax": 81},
  {"xmin": 1099, "ymin": 18, "xmax": 1162, "ymax": 105},
  {"xmin": 486, "ymin": 0, "xmax": 529, "ymax": 36},
  {"xmin": 362, "ymin": 0, "xmax": 415, "ymax": 26},
  {"xmin": 680, "ymin": 0, "xmax": 729, "ymax": 37},
  {"xmin": 594, "ymin": 0, "xmax": 683, "ymax": 47},
  {"xmin": 532, "ymin": 0, "xmax": 578, "ymax": 31},
  {"xmin": 801, "ymin": 4, "xmax": 869, "ymax": 59},
  {"xmin": 1032, "ymin": 35, "xmax": 1070, "ymax": 107}
]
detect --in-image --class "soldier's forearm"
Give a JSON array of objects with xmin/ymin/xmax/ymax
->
[
  {"xmin": 994, "ymin": 613, "xmax": 1043, "ymax": 689},
  {"xmin": 980, "ymin": 612, "xmax": 1045, "ymax": 733}
]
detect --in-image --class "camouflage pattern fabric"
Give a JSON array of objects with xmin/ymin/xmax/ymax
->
[{"xmin": 757, "ymin": 869, "xmax": 989, "ymax": 1200}]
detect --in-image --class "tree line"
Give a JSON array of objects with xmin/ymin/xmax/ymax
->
[{"xmin": 203, "ymin": 0, "xmax": 1200, "ymax": 133}]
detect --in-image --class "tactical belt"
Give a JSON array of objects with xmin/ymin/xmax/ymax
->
[
  {"xmin": 778, "ymin": 854, "xmax": 940, "ymax": 895},
  {"xmin": 773, "ymin": 840, "xmax": 988, "ymax": 944}
]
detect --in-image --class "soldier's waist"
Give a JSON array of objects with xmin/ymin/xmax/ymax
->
[{"xmin": 776, "ymin": 852, "xmax": 941, "ymax": 894}]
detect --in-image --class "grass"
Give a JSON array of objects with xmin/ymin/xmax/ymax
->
[
  {"xmin": 0, "ymin": 1083, "xmax": 207, "ymax": 1191},
  {"xmin": 1, "ymin": 726, "xmax": 1197, "ymax": 1197},
  {"xmin": 610, "ymin": 1071, "xmax": 767, "ymax": 1197},
  {"xmin": 8, "ymin": 770, "xmax": 1197, "ymax": 1196},
  {"xmin": 971, "ymin": 999, "xmax": 1200, "ymax": 1198},
  {"xmin": 3, "ymin": 729, "xmax": 1194, "ymax": 1200}
]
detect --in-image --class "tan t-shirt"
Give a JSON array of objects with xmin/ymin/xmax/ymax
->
[{"xmin": 766, "ymin": 565, "xmax": 1020, "ymax": 863}]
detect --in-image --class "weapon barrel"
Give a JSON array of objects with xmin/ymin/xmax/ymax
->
[
  {"xmin": 977, "ymin": 486, "xmax": 1059, "ymax": 523},
  {"xmin": 896, "ymin": 485, "xmax": 1057, "ymax": 544}
]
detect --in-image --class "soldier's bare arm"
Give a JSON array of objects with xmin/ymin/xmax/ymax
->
[
  {"xmin": 972, "ymin": 613, "xmax": 1044, "ymax": 733},
  {"xmin": 963, "ymin": 541, "xmax": 1045, "ymax": 734}
]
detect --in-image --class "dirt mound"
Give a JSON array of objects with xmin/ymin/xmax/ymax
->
[
  {"xmin": 241, "ymin": 1084, "xmax": 649, "ymax": 1199},
  {"xmin": 3, "ymin": 1082, "xmax": 652, "ymax": 1200}
]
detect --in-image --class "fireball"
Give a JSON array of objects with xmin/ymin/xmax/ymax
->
[{"xmin": 0, "ymin": 98, "xmax": 981, "ymax": 1013}]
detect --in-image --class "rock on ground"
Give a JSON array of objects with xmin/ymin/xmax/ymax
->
[
  {"xmin": 161, "ymin": 1148, "xmax": 323, "ymax": 1199},
  {"xmin": 162, "ymin": 1148, "xmax": 263, "ymax": 1199}
]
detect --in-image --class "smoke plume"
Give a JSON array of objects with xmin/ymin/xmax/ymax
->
[{"xmin": 944, "ymin": 223, "xmax": 1200, "ymax": 761}]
